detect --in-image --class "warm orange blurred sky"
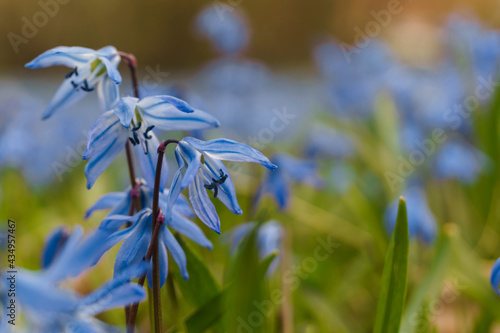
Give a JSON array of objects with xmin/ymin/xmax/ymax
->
[{"xmin": 1, "ymin": 0, "xmax": 500, "ymax": 72}]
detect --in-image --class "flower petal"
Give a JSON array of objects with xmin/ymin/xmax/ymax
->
[
  {"xmin": 139, "ymin": 97, "xmax": 220, "ymax": 131},
  {"xmin": 146, "ymin": 235, "xmax": 169, "ymax": 288},
  {"xmin": 85, "ymin": 192, "xmax": 127, "ymax": 219},
  {"xmin": 162, "ymin": 228, "xmax": 189, "ymax": 280},
  {"xmin": 182, "ymin": 137, "xmax": 277, "ymax": 169},
  {"xmin": 202, "ymin": 154, "xmax": 242, "ymax": 214},
  {"xmin": 97, "ymin": 56, "xmax": 122, "ymax": 84},
  {"xmin": 41, "ymin": 73, "xmax": 90, "ymax": 119},
  {"xmin": 114, "ymin": 219, "xmax": 151, "ymax": 278},
  {"xmin": 111, "ymin": 97, "xmax": 138, "ymax": 128},
  {"xmin": 25, "ymin": 46, "xmax": 96, "ymax": 68},
  {"xmin": 169, "ymin": 211, "xmax": 212, "ymax": 249},
  {"xmin": 176, "ymin": 141, "xmax": 202, "ymax": 189},
  {"xmin": 189, "ymin": 173, "xmax": 220, "ymax": 233}
]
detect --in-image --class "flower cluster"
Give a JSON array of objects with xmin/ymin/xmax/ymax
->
[{"xmin": 8, "ymin": 45, "xmax": 277, "ymax": 332}]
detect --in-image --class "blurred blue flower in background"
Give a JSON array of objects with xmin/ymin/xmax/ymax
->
[
  {"xmin": 25, "ymin": 46, "xmax": 122, "ymax": 118},
  {"xmin": 303, "ymin": 125, "xmax": 355, "ymax": 160},
  {"xmin": 433, "ymin": 139, "xmax": 488, "ymax": 184},
  {"xmin": 314, "ymin": 38, "xmax": 394, "ymax": 118},
  {"xmin": 490, "ymin": 257, "xmax": 500, "ymax": 295},
  {"xmin": 385, "ymin": 186, "xmax": 437, "ymax": 244},
  {"xmin": 229, "ymin": 220, "xmax": 283, "ymax": 274},
  {"xmin": 13, "ymin": 262, "xmax": 147, "ymax": 332},
  {"xmin": 196, "ymin": 4, "xmax": 249, "ymax": 55},
  {"xmin": 446, "ymin": 14, "xmax": 500, "ymax": 84},
  {"xmin": 256, "ymin": 153, "xmax": 323, "ymax": 210}
]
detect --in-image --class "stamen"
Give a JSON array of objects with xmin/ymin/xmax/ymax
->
[
  {"xmin": 143, "ymin": 125, "xmax": 155, "ymax": 139},
  {"xmin": 128, "ymin": 137, "xmax": 137, "ymax": 146},
  {"xmin": 204, "ymin": 170, "xmax": 227, "ymax": 198},
  {"xmin": 81, "ymin": 79, "xmax": 94, "ymax": 92},
  {"xmin": 65, "ymin": 67, "xmax": 78, "ymax": 79},
  {"xmin": 71, "ymin": 80, "xmax": 79, "ymax": 91}
]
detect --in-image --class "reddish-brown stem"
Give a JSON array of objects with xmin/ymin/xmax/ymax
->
[{"xmin": 126, "ymin": 140, "xmax": 178, "ymax": 333}]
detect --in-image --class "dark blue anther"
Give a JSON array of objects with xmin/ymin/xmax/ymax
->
[
  {"xmin": 81, "ymin": 79, "xmax": 94, "ymax": 92},
  {"xmin": 143, "ymin": 125, "xmax": 155, "ymax": 140},
  {"xmin": 204, "ymin": 169, "xmax": 227, "ymax": 198},
  {"xmin": 65, "ymin": 67, "xmax": 78, "ymax": 79},
  {"xmin": 71, "ymin": 81, "xmax": 79, "ymax": 91}
]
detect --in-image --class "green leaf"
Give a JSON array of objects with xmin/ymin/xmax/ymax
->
[
  {"xmin": 373, "ymin": 197, "xmax": 409, "ymax": 333},
  {"xmin": 400, "ymin": 224, "xmax": 455, "ymax": 333},
  {"xmin": 173, "ymin": 234, "xmax": 219, "ymax": 306},
  {"xmin": 183, "ymin": 230, "xmax": 279, "ymax": 333}
]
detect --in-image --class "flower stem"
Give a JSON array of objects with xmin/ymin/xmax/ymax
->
[{"xmin": 126, "ymin": 139, "xmax": 179, "ymax": 333}]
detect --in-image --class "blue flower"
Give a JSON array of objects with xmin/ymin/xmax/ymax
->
[
  {"xmin": 166, "ymin": 137, "xmax": 277, "ymax": 233},
  {"xmin": 385, "ymin": 187, "xmax": 437, "ymax": 244},
  {"xmin": 256, "ymin": 153, "xmax": 323, "ymax": 210},
  {"xmin": 433, "ymin": 139, "xmax": 488, "ymax": 184},
  {"xmin": 196, "ymin": 4, "xmax": 249, "ymax": 54},
  {"xmin": 82, "ymin": 95, "xmax": 220, "ymax": 189},
  {"xmin": 25, "ymin": 46, "xmax": 122, "ymax": 119},
  {"xmin": 100, "ymin": 206, "xmax": 212, "ymax": 288},
  {"xmin": 490, "ymin": 257, "xmax": 500, "ymax": 295},
  {"xmin": 229, "ymin": 220, "xmax": 283, "ymax": 274},
  {"xmin": 12, "ymin": 262, "xmax": 147, "ymax": 332},
  {"xmin": 314, "ymin": 38, "xmax": 393, "ymax": 118}
]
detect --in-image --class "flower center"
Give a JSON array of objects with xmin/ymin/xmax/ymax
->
[{"xmin": 204, "ymin": 169, "xmax": 228, "ymax": 198}]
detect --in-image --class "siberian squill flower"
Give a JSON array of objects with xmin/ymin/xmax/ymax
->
[
  {"xmin": 385, "ymin": 186, "xmax": 437, "ymax": 244},
  {"xmin": 229, "ymin": 220, "xmax": 283, "ymax": 274},
  {"xmin": 256, "ymin": 153, "xmax": 323, "ymax": 210},
  {"xmin": 14, "ymin": 263, "xmax": 147, "ymax": 332},
  {"xmin": 25, "ymin": 46, "xmax": 122, "ymax": 118},
  {"xmin": 166, "ymin": 137, "xmax": 277, "ymax": 233},
  {"xmin": 83, "ymin": 95, "xmax": 220, "ymax": 189},
  {"xmin": 100, "ymin": 206, "xmax": 212, "ymax": 288}
]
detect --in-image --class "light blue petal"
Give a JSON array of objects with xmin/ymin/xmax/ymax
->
[
  {"xmin": 85, "ymin": 192, "xmax": 127, "ymax": 219},
  {"xmin": 114, "ymin": 213, "xmax": 152, "ymax": 277},
  {"xmin": 17, "ymin": 271, "xmax": 78, "ymax": 315},
  {"xmin": 41, "ymin": 227, "xmax": 69, "ymax": 269},
  {"xmin": 491, "ymin": 257, "xmax": 500, "ymax": 295},
  {"xmin": 146, "ymin": 235, "xmax": 169, "ymax": 288},
  {"xmin": 42, "ymin": 73, "xmax": 89, "ymax": 119},
  {"xmin": 83, "ymin": 113, "xmax": 129, "ymax": 189},
  {"xmin": 176, "ymin": 141, "xmax": 202, "ymax": 189},
  {"xmin": 100, "ymin": 209, "xmax": 148, "ymax": 232},
  {"xmin": 189, "ymin": 173, "xmax": 220, "ymax": 233},
  {"xmin": 98, "ymin": 56, "xmax": 122, "ymax": 84},
  {"xmin": 169, "ymin": 211, "xmax": 212, "ymax": 249},
  {"xmin": 161, "ymin": 167, "xmax": 184, "ymax": 222},
  {"xmin": 138, "ymin": 95, "xmax": 196, "ymax": 113},
  {"xmin": 139, "ymin": 96, "xmax": 220, "ymax": 131},
  {"xmin": 133, "ymin": 131, "xmax": 168, "ymax": 192},
  {"xmin": 83, "ymin": 111, "xmax": 127, "ymax": 159},
  {"xmin": 97, "ymin": 75, "xmax": 120, "ymax": 112},
  {"xmin": 202, "ymin": 154, "xmax": 241, "ymax": 214},
  {"xmin": 96, "ymin": 45, "xmax": 119, "ymax": 58},
  {"xmin": 112, "ymin": 97, "xmax": 138, "ymax": 128},
  {"xmin": 182, "ymin": 137, "xmax": 277, "ymax": 170},
  {"xmin": 174, "ymin": 194, "xmax": 195, "ymax": 218},
  {"xmin": 25, "ymin": 46, "xmax": 96, "ymax": 68},
  {"xmin": 162, "ymin": 228, "xmax": 188, "ymax": 280}
]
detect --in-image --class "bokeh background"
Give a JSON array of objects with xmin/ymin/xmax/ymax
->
[{"xmin": 3, "ymin": 0, "xmax": 500, "ymax": 332}]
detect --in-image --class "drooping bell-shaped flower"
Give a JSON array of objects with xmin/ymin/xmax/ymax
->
[
  {"xmin": 256, "ymin": 153, "xmax": 323, "ymax": 210},
  {"xmin": 25, "ymin": 46, "xmax": 122, "ymax": 118},
  {"xmin": 165, "ymin": 137, "xmax": 277, "ymax": 233},
  {"xmin": 83, "ymin": 95, "xmax": 220, "ymax": 189}
]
